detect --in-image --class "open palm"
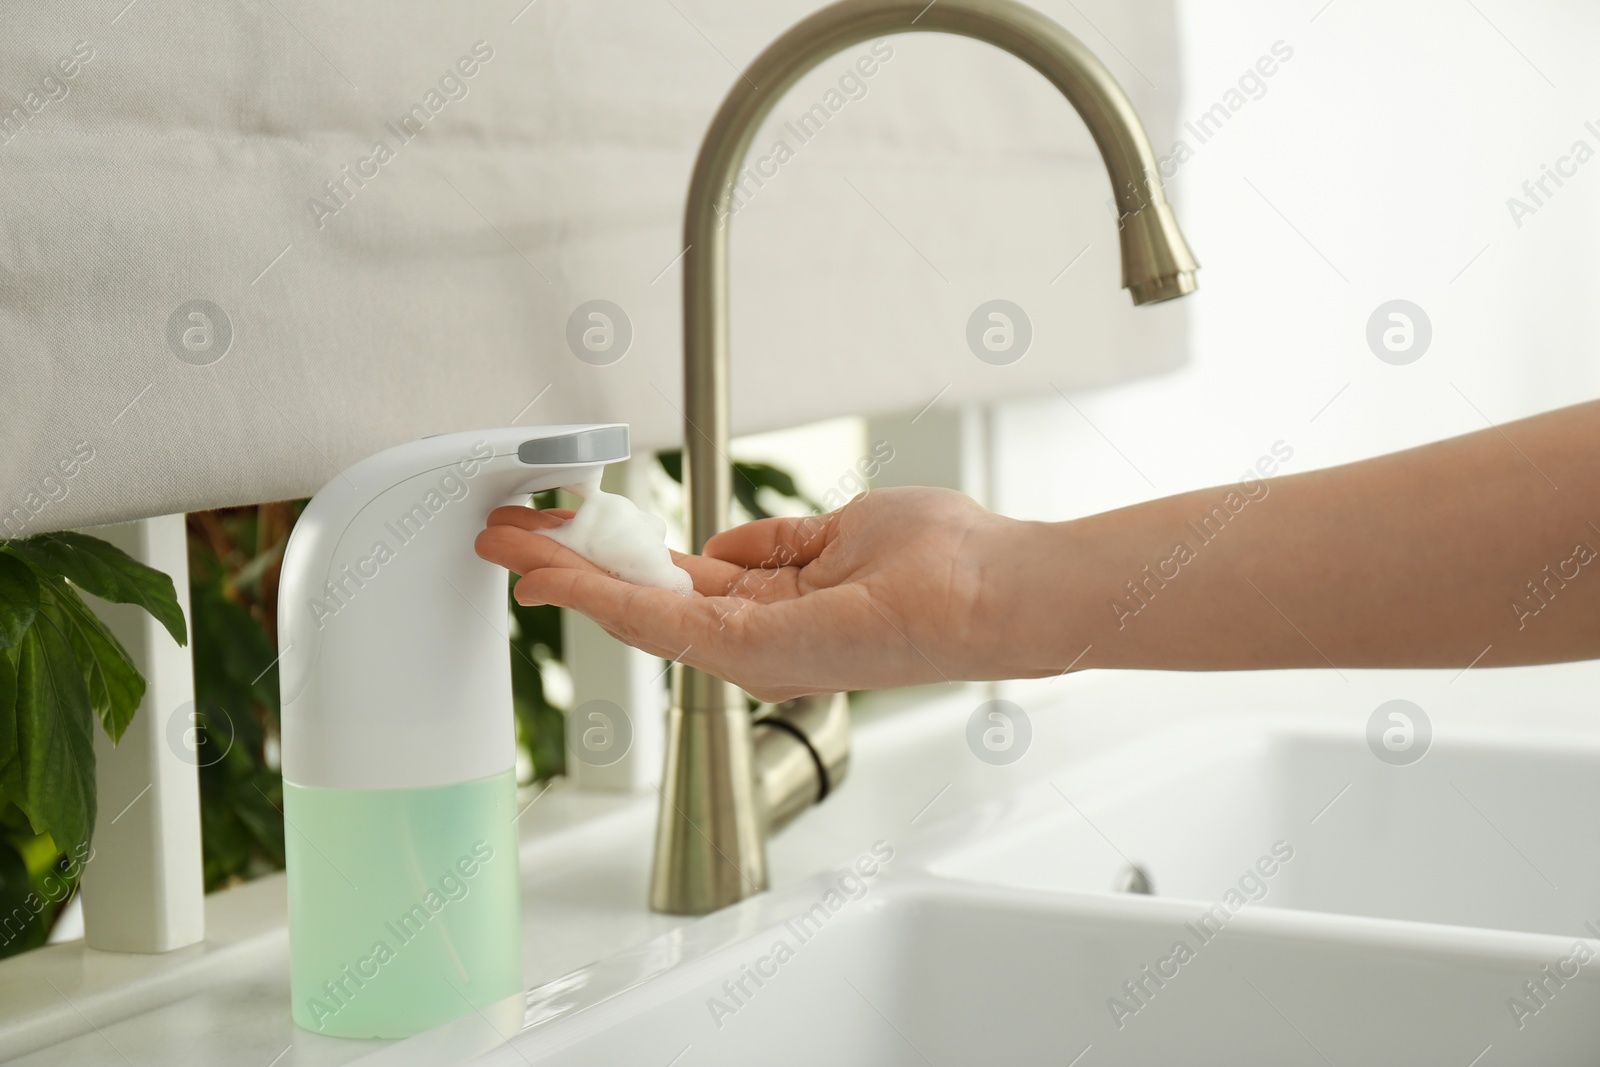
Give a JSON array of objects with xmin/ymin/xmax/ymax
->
[{"xmin": 474, "ymin": 487, "xmax": 1015, "ymax": 701}]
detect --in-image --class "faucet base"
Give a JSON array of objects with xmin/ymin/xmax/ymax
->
[
  {"xmin": 753, "ymin": 693, "xmax": 851, "ymax": 836},
  {"xmin": 649, "ymin": 680, "xmax": 767, "ymax": 915}
]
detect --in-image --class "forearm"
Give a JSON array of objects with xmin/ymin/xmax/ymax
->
[{"xmin": 993, "ymin": 400, "xmax": 1600, "ymax": 675}]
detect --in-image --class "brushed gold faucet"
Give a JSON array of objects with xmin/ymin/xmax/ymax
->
[{"xmin": 650, "ymin": 0, "xmax": 1199, "ymax": 916}]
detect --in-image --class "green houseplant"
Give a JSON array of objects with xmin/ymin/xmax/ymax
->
[{"xmin": 0, "ymin": 532, "xmax": 187, "ymax": 954}]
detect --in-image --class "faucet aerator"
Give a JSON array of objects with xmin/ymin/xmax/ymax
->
[{"xmin": 1129, "ymin": 271, "xmax": 1199, "ymax": 306}]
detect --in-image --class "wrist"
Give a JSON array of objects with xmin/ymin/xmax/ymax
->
[{"xmin": 965, "ymin": 515, "xmax": 1094, "ymax": 680}]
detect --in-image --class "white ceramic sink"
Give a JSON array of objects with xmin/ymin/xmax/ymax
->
[
  {"xmin": 359, "ymin": 877, "xmax": 1598, "ymax": 1065},
  {"xmin": 930, "ymin": 718, "xmax": 1600, "ymax": 938},
  {"xmin": 358, "ymin": 711, "xmax": 1600, "ymax": 1066}
]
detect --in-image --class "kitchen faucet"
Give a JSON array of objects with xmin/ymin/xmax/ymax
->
[{"xmin": 652, "ymin": 0, "xmax": 1199, "ymax": 915}]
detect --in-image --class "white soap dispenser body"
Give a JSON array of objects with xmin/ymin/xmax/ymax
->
[{"xmin": 276, "ymin": 425, "xmax": 628, "ymax": 1037}]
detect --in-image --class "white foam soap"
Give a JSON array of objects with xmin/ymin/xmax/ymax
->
[{"xmin": 536, "ymin": 481, "xmax": 694, "ymax": 596}]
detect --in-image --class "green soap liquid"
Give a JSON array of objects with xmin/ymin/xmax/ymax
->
[{"xmin": 284, "ymin": 769, "xmax": 523, "ymax": 1038}]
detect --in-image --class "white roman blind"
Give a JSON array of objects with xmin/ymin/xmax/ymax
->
[{"xmin": 0, "ymin": 0, "xmax": 1187, "ymax": 534}]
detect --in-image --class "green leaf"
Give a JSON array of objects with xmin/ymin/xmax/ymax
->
[
  {"xmin": 736, "ymin": 461, "xmax": 804, "ymax": 501},
  {"xmin": 51, "ymin": 581, "xmax": 144, "ymax": 744},
  {"xmin": 0, "ymin": 554, "xmax": 39, "ymax": 649},
  {"xmin": 0, "ymin": 837, "xmax": 46, "ymax": 957},
  {"xmin": 657, "ymin": 450, "xmax": 684, "ymax": 483},
  {"xmin": 731, "ymin": 462, "xmax": 817, "ymax": 521},
  {"xmin": 190, "ymin": 584, "xmax": 277, "ymax": 716},
  {"xmin": 0, "ymin": 651, "xmax": 16, "ymax": 770},
  {"xmin": 9, "ymin": 533, "xmax": 187, "ymax": 647},
  {"xmin": 12, "ymin": 589, "xmax": 95, "ymax": 852},
  {"xmin": 0, "ymin": 751, "xmax": 20, "ymax": 807},
  {"xmin": 656, "ymin": 451, "xmax": 820, "ymax": 522},
  {"xmin": 232, "ymin": 774, "xmax": 286, "ymax": 866}
]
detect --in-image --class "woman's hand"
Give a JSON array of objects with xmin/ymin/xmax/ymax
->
[
  {"xmin": 474, "ymin": 487, "xmax": 1050, "ymax": 702},
  {"xmin": 481, "ymin": 400, "xmax": 1600, "ymax": 690}
]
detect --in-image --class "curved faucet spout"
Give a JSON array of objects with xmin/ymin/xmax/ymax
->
[
  {"xmin": 682, "ymin": 0, "xmax": 1197, "ymax": 552},
  {"xmin": 653, "ymin": 0, "xmax": 1199, "ymax": 916}
]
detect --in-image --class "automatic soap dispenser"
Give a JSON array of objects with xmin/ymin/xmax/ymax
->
[{"xmin": 276, "ymin": 424, "xmax": 629, "ymax": 1037}]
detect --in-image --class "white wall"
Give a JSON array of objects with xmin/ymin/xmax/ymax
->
[{"xmin": 993, "ymin": 0, "xmax": 1600, "ymax": 521}]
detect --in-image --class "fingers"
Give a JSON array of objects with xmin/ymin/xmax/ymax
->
[
  {"xmin": 486, "ymin": 505, "xmax": 577, "ymax": 528},
  {"xmin": 475, "ymin": 522, "xmax": 605, "ymax": 577},
  {"xmin": 671, "ymin": 552, "xmax": 753, "ymax": 598},
  {"xmin": 512, "ymin": 564, "xmax": 858, "ymax": 701},
  {"xmin": 481, "ymin": 507, "xmax": 833, "ymax": 694},
  {"xmin": 704, "ymin": 511, "xmax": 839, "ymax": 569},
  {"xmin": 482, "ymin": 506, "xmax": 755, "ymax": 596},
  {"xmin": 514, "ymin": 567, "xmax": 725, "ymax": 658}
]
